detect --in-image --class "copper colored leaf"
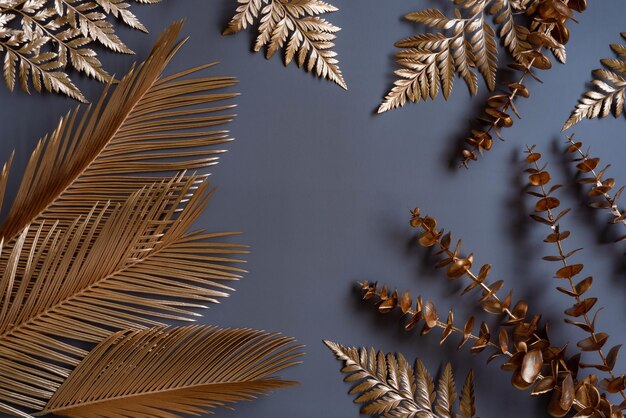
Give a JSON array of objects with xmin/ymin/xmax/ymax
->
[
  {"xmin": 529, "ymin": 171, "xmax": 551, "ymax": 186},
  {"xmin": 575, "ymin": 277, "xmax": 593, "ymax": 296},
  {"xmin": 498, "ymin": 328, "xmax": 509, "ymax": 354},
  {"xmin": 520, "ymin": 349, "xmax": 543, "ymax": 384},
  {"xmin": 559, "ymin": 373, "xmax": 575, "ymax": 411},
  {"xmin": 555, "ymin": 264, "xmax": 584, "ymax": 279},
  {"xmin": 535, "ymin": 197, "xmax": 561, "ymax": 212},
  {"xmin": 423, "ymin": 300, "xmax": 439, "ymax": 328},
  {"xmin": 400, "ymin": 291, "xmax": 412, "ymax": 314},
  {"xmin": 564, "ymin": 297, "xmax": 597, "ymax": 317},
  {"xmin": 600, "ymin": 376, "xmax": 626, "ymax": 394},
  {"xmin": 606, "ymin": 345, "xmax": 622, "ymax": 371},
  {"xmin": 532, "ymin": 376, "xmax": 556, "ymax": 395},
  {"xmin": 577, "ymin": 333, "xmax": 609, "ymax": 351}
]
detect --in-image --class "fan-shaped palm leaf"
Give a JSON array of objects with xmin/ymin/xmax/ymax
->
[{"xmin": 38, "ymin": 326, "xmax": 303, "ymax": 418}]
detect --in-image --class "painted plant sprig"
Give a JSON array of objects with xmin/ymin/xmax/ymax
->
[
  {"xmin": 525, "ymin": 145, "xmax": 626, "ymax": 404},
  {"xmin": 357, "ymin": 202, "xmax": 625, "ymax": 417},
  {"xmin": 565, "ymin": 136, "xmax": 626, "ymax": 245}
]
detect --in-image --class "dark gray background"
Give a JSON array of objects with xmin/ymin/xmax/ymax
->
[{"xmin": 2, "ymin": 1, "xmax": 626, "ymax": 416}]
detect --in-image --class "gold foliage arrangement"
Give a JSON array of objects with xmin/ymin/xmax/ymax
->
[
  {"xmin": 223, "ymin": 0, "xmax": 346, "ymax": 89},
  {"xmin": 0, "ymin": 21, "xmax": 302, "ymax": 417},
  {"xmin": 563, "ymin": 32, "xmax": 626, "ymax": 130},
  {"xmin": 324, "ymin": 341, "xmax": 477, "ymax": 418},
  {"xmin": 0, "ymin": 0, "xmax": 159, "ymax": 102},
  {"xmin": 354, "ymin": 145, "xmax": 626, "ymax": 416}
]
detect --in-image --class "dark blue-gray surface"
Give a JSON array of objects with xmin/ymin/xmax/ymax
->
[{"xmin": 2, "ymin": 1, "xmax": 626, "ymax": 416}]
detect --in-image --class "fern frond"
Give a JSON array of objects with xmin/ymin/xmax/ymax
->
[
  {"xmin": 0, "ymin": 0, "xmax": 158, "ymax": 100},
  {"xmin": 489, "ymin": 0, "xmax": 531, "ymax": 62},
  {"xmin": 379, "ymin": 3, "xmax": 502, "ymax": 113},
  {"xmin": 223, "ymin": 0, "xmax": 346, "ymax": 89},
  {"xmin": 39, "ymin": 326, "xmax": 303, "ymax": 418},
  {"xmin": 324, "ymin": 340, "xmax": 477, "ymax": 417},
  {"xmin": 563, "ymin": 32, "xmax": 626, "ymax": 130}
]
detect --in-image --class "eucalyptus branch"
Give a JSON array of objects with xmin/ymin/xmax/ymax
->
[
  {"xmin": 566, "ymin": 136, "xmax": 626, "ymax": 241},
  {"xmin": 525, "ymin": 145, "xmax": 626, "ymax": 403}
]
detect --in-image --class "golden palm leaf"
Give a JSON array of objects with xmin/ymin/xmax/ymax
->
[
  {"xmin": 223, "ymin": 0, "xmax": 347, "ymax": 89},
  {"xmin": 0, "ymin": 19, "xmax": 237, "ymax": 257},
  {"xmin": 38, "ymin": 326, "xmax": 303, "ymax": 418},
  {"xmin": 0, "ymin": 177, "xmax": 246, "ymax": 414},
  {"xmin": 0, "ymin": 22, "xmax": 302, "ymax": 417}
]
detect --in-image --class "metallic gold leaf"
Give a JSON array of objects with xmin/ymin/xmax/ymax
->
[{"xmin": 223, "ymin": 0, "xmax": 346, "ymax": 89}]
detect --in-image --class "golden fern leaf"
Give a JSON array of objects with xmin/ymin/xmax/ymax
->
[
  {"xmin": 38, "ymin": 326, "xmax": 303, "ymax": 418},
  {"xmin": 324, "ymin": 340, "xmax": 477, "ymax": 418},
  {"xmin": 0, "ymin": 0, "xmax": 158, "ymax": 101},
  {"xmin": 489, "ymin": 0, "xmax": 531, "ymax": 62},
  {"xmin": 378, "ymin": 4, "xmax": 498, "ymax": 113},
  {"xmin": 378, "ymin": 0, "xmax": 538, "ymax": 113},
  {"xmin": 0, "ymin": 20, "xmax": 237, "ymax": 251},
  {"xmin": 563, "ymin": 32, "xmax": 626, "ymax": 130},
  {"xmin": 223, "ymin": 0, "xmax": 347, "ymax": 89},
  {"xmin": 0, "ymin": 178, "xmax": 246, "ymax": 414}
]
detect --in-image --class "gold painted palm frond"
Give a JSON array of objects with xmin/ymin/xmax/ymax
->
[
  {"xmin": 223, "ymin": 0, "xmax": 346, "ymax": 89},
  {"xmin": 0, "ymin": 21, "xmax": 302, "ymax": 417},
  {"xmin": 378, "ymin": 0, "xmax": 533, "ymax": 113},
  {"xmin": 0, "ymin": 20, "xmax": 237, "ymax": 250},
  {"xmin": 324, "ymin": 341, "xmax": 477, "ymax": 418},
  {"xmin": 0, "ymin": 177, "xmax": 247, "ymax": 414},
  {"xmin": 0, "ymin": 0, "xmax": 160, "ymax": 101},
  {"xmin": 39, "ymin": 326, "xmax": 303, "ymax": 418},
  {"xmin": 563, "ymin": 32, "xmax": 626, "ymax": 131}
]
